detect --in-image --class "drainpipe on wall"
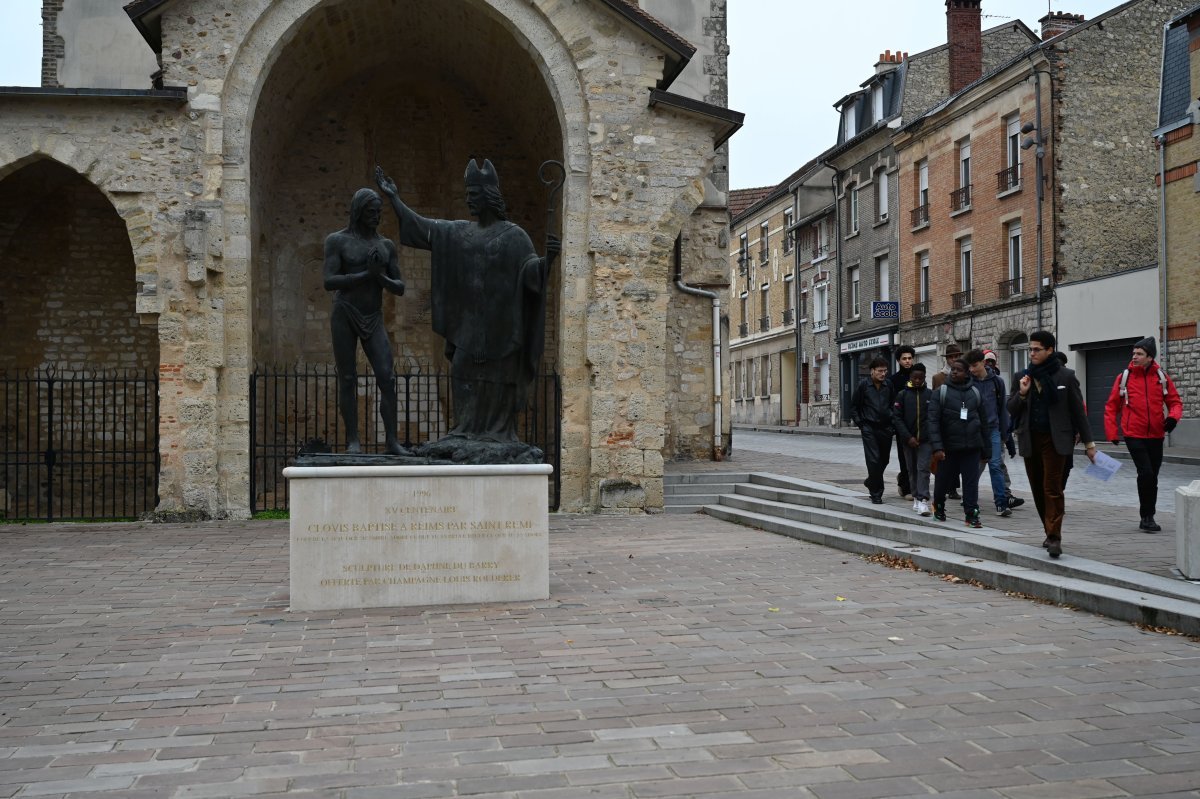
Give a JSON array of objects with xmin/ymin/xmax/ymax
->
[
  {"xmin": 673, "ymin": 235, "xmax": 725, "ymax": 460},
  {"xmin": 1156, "ymin": 135, "xmax": 1169, "ymax": 368},
  {"xmin": 826, "ymin": 166, "xmax": 844, "ymax": 424}
]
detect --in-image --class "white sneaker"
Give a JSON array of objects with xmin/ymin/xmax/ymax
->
[
  {"xmin": 912, "ymin": 499, "xmax": 920, "ymax": 512},
  {"xmin": 918, "ymin": 500, "xmax": 932, "ymax": 517}
]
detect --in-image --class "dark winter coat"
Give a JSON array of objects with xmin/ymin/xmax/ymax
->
[
  {"xmin": 929, "ymin": 379, "xmax": 992, "ymax": 453},
  {"xmin": 892, "ymin": 385, "xmax": 934, "ymax": 443}
]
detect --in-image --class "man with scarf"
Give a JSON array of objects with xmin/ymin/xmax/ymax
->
[{"xmin": 1006, "ymin": 330, "xmax": 1096, "ymax": 558}]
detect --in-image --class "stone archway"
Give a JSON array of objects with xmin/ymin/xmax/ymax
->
[
  {"xmin": 0, "ymin": 157, "xmax": 157, "ymax": 372},
  {"xmin": 0, "ymin": 156, "xmax": 160, "ymax": 520}
]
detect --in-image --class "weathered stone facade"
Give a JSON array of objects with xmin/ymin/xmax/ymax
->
[
  {"xmin": 1, "ymin": 0, "xmax": 736, "ymax": 517},
  {"xmin": 1049, "ymin": 0, "xmax": 1195, "ymax": 285}
]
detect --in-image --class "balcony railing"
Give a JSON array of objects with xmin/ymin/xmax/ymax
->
[
  {"xmin": 950, "ymin": 185, "xmax": 972, "ymax": 212},
  {"xmin": 996, "ymin": 165, "xmax": 1021, "ymax": 193},
  {"xmin": 737, "ymin": 255, "xmax": 748, "ymax": 275},
  {"xmin": 759, "ymin": 316, "xmax": 770, "ymax": 332},
  {"xmin": 998, "ymin": 276, "xmax": 1023, "ymax": 299},
  {"xmin": 782, "ymin": 308, "xmax": 795, "ymax": 325},
  {"xmin": 738, "ymin": 322, "xmax": 749, "ymax": 337},
  {"xmin": 759, "ymin": 250, "xmax": 769, "ymax": 264},
  {"xmin": 910, "ymin": 203, "xmax": 930, "ymax": 227},
  {"xmin": 951, "ymin": 288, "xmax": 973, "ymax": 310},
  {"xmin": 911, "ymin": 299, "xmax": 930, "ymax": 318},
  {"xmin": 812, "ymin": 244, "xmax": 830, "ymax": 261}
]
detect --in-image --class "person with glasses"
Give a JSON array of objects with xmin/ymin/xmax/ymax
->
[{"xmin": 1007, "ymin": 331, "xmax": 1097, "ymax": 558}]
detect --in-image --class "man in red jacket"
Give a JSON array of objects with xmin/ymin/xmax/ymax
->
[{"xmin": 1104, "ymin": 336, "xmax": 1184, "ymax": 532}]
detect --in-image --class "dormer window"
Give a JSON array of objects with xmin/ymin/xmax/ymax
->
[
  {"xmin": 843, "ymin": 103, "xmax": 857, "ymax": 140},
  {"xmin": 872, "ymin": 84, "xmax": 884, "ymax": 123}
]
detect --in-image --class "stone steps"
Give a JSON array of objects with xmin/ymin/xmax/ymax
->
[{"xmin": 701, "ymin": 474, "xmax": 1200, "ymax": 635}]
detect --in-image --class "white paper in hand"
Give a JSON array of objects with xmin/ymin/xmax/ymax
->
[{"xmin": 1084, "ymin": 450, "xmax": 1121, "ymax": 482}]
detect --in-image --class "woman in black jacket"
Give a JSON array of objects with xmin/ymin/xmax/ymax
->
[{"xmin": 929, "ymin": 359, "xmax": 993, "ymax": 528}]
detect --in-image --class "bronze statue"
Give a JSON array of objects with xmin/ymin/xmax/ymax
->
[
  {"xmin": 375, "ymin": 160, "xmax": 559, "ymax": 454},
  {"xmin": 323, "ymin": 187, "xmax": 407, "ymax": 455}
]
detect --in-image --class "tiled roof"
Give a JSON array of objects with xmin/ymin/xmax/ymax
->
[
  {"xmin": 1159, "ymin": 8, "xmax": 1197, "ymax": 127},
  {"xmin": 728, "ymin": 187, "xmax": 774, "ymax": 218}
]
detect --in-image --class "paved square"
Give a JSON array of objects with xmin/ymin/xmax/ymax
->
[{"xmin": 1, "ymin": 515, "xmax": 1199, "ymax": 798}]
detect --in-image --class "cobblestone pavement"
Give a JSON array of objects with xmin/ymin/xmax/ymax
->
[
  {"xmin": 2, "ymin": 517, "xmax": 1200, "ymax": 798},
  {"xmin": 673, "ymin": 430, "xmax": 1197, "ymax": 580}
]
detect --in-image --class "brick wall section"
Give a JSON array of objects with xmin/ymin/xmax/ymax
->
[
  {"xmin": 0, "ymin": 160, "xmax": 157, "ymax": 372},
  {"xmin": 836, "ymin": 142, "xmax": 898, "ymax": 340},
  {"xmin": 1049, "ymin": 0, "xmax": 1194, "ymax": 284},
  {"xmin": 946, "ymin": 0, "xmax": 983, "ymax": 94},
  {"xmin": 40, "ymin": 0, "xmax": 65, "ymax": 88}
]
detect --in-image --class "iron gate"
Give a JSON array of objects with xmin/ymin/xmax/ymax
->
[
  {"xmin": 250, "ymin": 365, "xmax": 562, "ymax": 513},
  {"xmin": 1, "ymin": 368, "xmax": 160, "ymax": 521}
]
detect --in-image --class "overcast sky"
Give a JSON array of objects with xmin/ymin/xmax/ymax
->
[{"xmin": 1, "ymin": 0, "xmax": 1129, "ymax": 189}]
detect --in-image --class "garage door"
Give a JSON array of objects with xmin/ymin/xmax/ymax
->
[{"xmin": 1085, "ymin": 347, "xmax": 1131, "ymax": 440}]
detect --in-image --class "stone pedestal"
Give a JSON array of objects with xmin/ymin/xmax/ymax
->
[
  {"xmin": 283, "ymin": 464, "xmax": 552, "ymax": 611},
  {"xmin": 1178, "ymin": 480, "xmax": 1200, "ymax": 580}
]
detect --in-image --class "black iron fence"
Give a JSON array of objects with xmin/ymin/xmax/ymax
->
[
  {"xmin": 1, "ymin": 368, "xmax": 159, "ymax": 521},
  {"xmin": 249, "ymin": 365, "xmax": 562, "ymax": 513}
]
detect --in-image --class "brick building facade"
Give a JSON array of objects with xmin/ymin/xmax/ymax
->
[{"xmin": 1157, "ymin": 4, "xmax": 1200, "ymax": 444}]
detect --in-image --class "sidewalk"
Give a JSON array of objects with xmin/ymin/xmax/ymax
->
[{"xmin": 734, "ymin": 423, "xmax": 1200, "ymax": 466}]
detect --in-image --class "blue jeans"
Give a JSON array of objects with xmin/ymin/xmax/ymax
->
[{"xmin": 978, "ymin": 428, "xmax": 1007, "ymax": 509}]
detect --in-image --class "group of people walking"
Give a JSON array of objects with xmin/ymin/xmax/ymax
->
[{"xmin": 851, "ymin": 332, "xmax": 1183, "ymax": 559}]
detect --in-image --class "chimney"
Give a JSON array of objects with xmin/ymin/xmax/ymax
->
[
  {"xmin": 1039, "ymin": 12, "xmax": 1085, "ymax": 41},
  {"xmin": 875, "ymin": 49, "xmax": 904, "ymax": 75},
  {"xmin": 946, "ymin": 0, "xmax": 983, "ymax": 94}
]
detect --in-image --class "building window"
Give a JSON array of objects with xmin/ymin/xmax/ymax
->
[
  {"xmin": 1006, "ymin": 114, "xmax": 1021, "ymax": 172},
  {"xmin": 819, "ymin": 358, "xmax": 830, "ymax": 399},
  {"xmin": 912, "ymin": 159, "xmax": 929, "ymax": 226},
  {"xmin": 760, "ymin": 283, "xmax": 770, "ymax": 332},
  {"xmin": 875, "ymin": 255, "xmax": 890, "ymax": 302},
  {"xmin": 849, "ymin": 185, "xmax": 860, "ymax": 233},
  {"xmin": 814, "ymin": 281, "xmax": 829, "ymax": 330},
  {"xmin": 761, "ymin": 354, "xmax": 771, "ymax": 396},
  {"xmin": 952, "ymin": 138, "xmax": 972, "ymax": 211},
  {"xmin": 876, "ymin": 169, "xmax": 889, "ymax": 221},
  {"xmin": 919, "ymin": 251, "xmax": 930, "ymax": 302},
  {"xmin": 739, "ymin": 360, "xmax": 747, "ymax": 399},
  {"xmin": 783, "ymin": 208, "xmax": 794, "ymax": 254},
  {"xmin": 739, "ymin": 292, "xmax": 748, "ymax": 336},
  {"xmin": 843, "ymin": 101, "xmax": 857, "ymax": 140},
  {"xmin": 1004, "ymin": 220, "xmax": 1023, "ymax": 297},
  {"xmin": 849, "ymin": 266, "xmax": 861, "ymax": 317},
  {"xmin": 814, "ymin": 217, "xmax": 830, "ymax": 261},
  {"xmin": 783, "ymin": 274, "xmax": 794, "ymax": 324},
  {"xmin": 872, "ymin": 84, "xmax": 884, "ymax": 123},
  {"xmin": 759, "ymin": 222, "xmax": 769, "ymax": 263},
  {"xmin": 738, "ymin": 232, "xmax": 748, "ymax": 274},
  {"xmin": 954, "ymin": 237, "xmax": 973, "ymax": 309}
]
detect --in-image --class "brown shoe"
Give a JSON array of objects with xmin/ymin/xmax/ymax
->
[
  {"xmin": 1042, "ymin": 538, "xmax": 1051, "ymax": 549},
  {"xmin": 1047, "ymin": 540, "xmax": 1062, "ymax": 559}
]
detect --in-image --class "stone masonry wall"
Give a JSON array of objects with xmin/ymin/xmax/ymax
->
[
  {"xmin": 1050, "ymin": 0, "xmax": 1194, "ymax": 283},
  {"xmin": 145, "ymin": 0, "xmax": 722, "ymax": 514}
]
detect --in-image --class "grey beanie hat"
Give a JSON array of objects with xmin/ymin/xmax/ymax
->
[{"xmin": 1133, "ymin": 336, "xmax": 1157, "ymax": 360}]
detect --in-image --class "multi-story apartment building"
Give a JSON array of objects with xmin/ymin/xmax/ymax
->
[
  {"xmin": 788, "ymin": 160, "xmax": 838, "ymax": 426},
  {"xmin": 729, "ymin": 179, "xmax": 801, "ymax": 424},
  {"xmin": 1156, "ymin": 3, "xmax": 1200, "ymax": 444},
  {"xmin": 896, "ymin": 0, "xmax": 1193, "ymax": 437},
  {"xmin": 828, "ymin": 11, "xmax": 1036, "ymax": 416}
]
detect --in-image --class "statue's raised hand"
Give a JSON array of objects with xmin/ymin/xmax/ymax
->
[{"xmin": 374, "ymin": 166, "xmax": 398, "ymax": 198}]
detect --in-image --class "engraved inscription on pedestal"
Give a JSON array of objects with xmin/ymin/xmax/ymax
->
[{"xmin": 284, "ymin": 464, "xmax": 552, "ymax": 610}]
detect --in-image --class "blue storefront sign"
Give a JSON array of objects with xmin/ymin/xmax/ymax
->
[{"xmin": 871, "ymin": 301, "xmax": 899, "ymax": 320}]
